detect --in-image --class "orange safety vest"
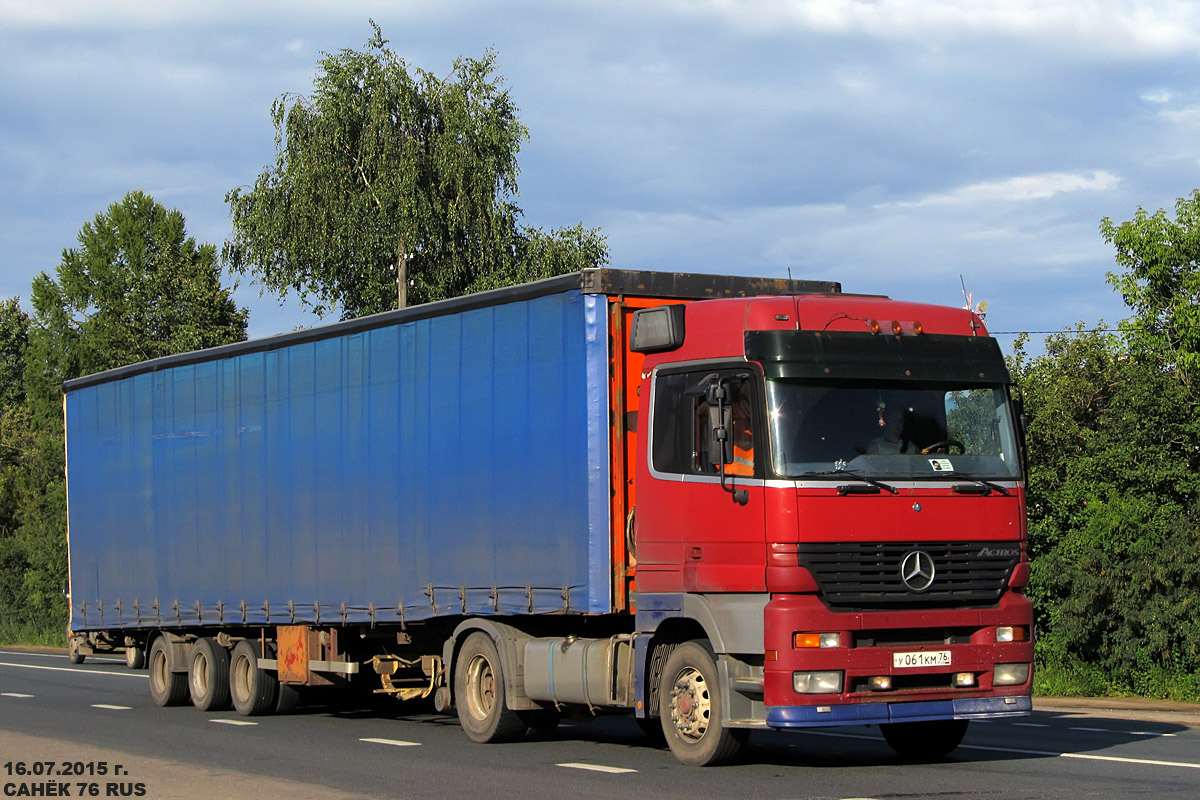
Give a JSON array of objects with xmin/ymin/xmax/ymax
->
[{"xmin": 728, "ymin": 427, "xmax": 754, "ymax": 476}]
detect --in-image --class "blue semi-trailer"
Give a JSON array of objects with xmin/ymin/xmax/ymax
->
[{"xmin": 64, "ymin": 268, "xmax": 1034, "ymax": 765}]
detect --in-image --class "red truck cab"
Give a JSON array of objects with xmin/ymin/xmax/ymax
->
[{"xmin": 631, "ymin": 293, "xmax": 1033, "ymax": 763}]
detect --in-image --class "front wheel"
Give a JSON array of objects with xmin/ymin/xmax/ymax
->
[
  {"xmin": 881, "ymin": 719, "xmax": 969, "ymax": 759},
  {"xmin": 454, "ymin": 632, "xmax": 527, "ymax": 743},
  {"xmin": 659, "ymin": 641, "xmax": 747, "ymax": 766}
]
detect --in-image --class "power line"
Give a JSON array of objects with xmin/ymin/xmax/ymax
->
[{"xmin": 989, "ymin": 328, "xmax": 1121, "ymax": 336}]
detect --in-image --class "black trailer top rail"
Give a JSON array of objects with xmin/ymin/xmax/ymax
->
[{"xmin": 63, "ymin": 269, "xmax": 842, "ymax": 391}]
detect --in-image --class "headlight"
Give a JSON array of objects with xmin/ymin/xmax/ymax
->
[
  {"xmin": 993, "ymin": 663, "xmax": 1031, "ymax": 686},
  {"xmin": 793, "ymin": 671, "xmax": 844, "ymax": 694}
]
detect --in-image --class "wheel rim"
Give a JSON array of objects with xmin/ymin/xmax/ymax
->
[
  {"xmin": 232, "ymin": 655, "xmax": 251, "ymax": 703},
  {"xmin": 193, "ymin": 654, "xmax": 210, "ymax": 694},
  {"xmin": 464, "ymin": 653, "xmax": 497, "ymax": 721},
  {"xmin": 668, "ymin": 666, "xmax": 711, "ymax": 743},
  {"xmin": 150, "ymin": 648, "xmax": 168, "ymax": 693}
]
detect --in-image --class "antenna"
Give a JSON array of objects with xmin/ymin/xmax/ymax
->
[
  {"xmin": 787, "ymin": 268, "xmax": 800, "ymax": 329},
  {"xmin": 959, "ymin": 275, "xmax": 988, "ymax": 323}
]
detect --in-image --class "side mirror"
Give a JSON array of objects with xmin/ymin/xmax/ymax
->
[{"xmin": 706, "ymin": 383, "xmax": 732, "ymax": 466}]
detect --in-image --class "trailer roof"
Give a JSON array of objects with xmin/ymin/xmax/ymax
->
[{"xmin": 62, "ymin": 268, "xmax": 841, "ymax": 391}]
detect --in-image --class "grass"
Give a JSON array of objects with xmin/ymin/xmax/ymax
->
[{"xmin": 1035, "ymin": 661, "xmax": 1200, "ymax": 704}]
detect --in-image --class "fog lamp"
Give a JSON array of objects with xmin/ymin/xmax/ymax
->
[
  {"xmin": 794, "ymin": 671, "xmax": 844, "ymax": 694},
  {"xmin": 993, "ymin": 663, "xmax": 1031, "ymax": 686},
  {"xmin": 869, "ymin": 675, "xmax": 892, "ymax": 691},
  {"xmin": 954, "ymin": 672, "xmax": 977, "ymax": 688}
]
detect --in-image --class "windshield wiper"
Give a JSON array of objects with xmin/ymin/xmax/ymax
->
[
  {"xmin": 945, "ymin": 472, "xmax": 1011, "ymax": 496},
  {"xmin": 801, "ymin": 469, "xmax": 898, "ymax": 495}
]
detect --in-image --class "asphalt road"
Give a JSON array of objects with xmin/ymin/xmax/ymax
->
[{"xmin": 2, "ymin": 648, "xmax": 1197, "ymax": 799}]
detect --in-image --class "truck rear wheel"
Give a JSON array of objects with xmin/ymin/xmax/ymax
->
[
  {"xmin": 881, "ymin": 719, "xmax": 969, "ymax": 759},
  {"xmin": 659, "ymin": 641, "xmax": 747, "ymax": 766},
  {"xmin": 189, "ymin": 637, "xmax": 232, "ymax": 711},
  {"xmin": 148, "ymin": 637, "xmax": 189, "ymax": 707},
  {"xmin": 230, "ymin": 639, "xmax": 279, "ymax": 716},
  {"xmin": 454, "ymin": 632, "xmax": 527, "ymax": 743}
]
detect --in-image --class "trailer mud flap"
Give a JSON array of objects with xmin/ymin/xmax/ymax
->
[{"xmin": 277, "ymin": 625, "xmax": 313, "ymax": 684}]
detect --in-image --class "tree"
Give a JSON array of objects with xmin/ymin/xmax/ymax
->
[
  {"xmin": 0, "ymin": 298, "xmax": 32, "ymax": 633},
  {"xmin": 26, "ymin": 190, "xmax": 248, "ymax": 425},
  {"xmin": 224, "ymin": 22, "xmax": 607, "ymax": 320},
  {"xmin": 1101, "ymin": 189, "xmax": 1200, "ymax": 386},
  {"xmin": 1, "ymin": 297, "xmax": 29, "ymax": 409},
  {"xmin": 1010, "ymin": 190, "xmax": 1200, "ymax": 700}
]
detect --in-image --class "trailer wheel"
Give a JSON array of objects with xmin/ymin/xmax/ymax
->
[
  {"xmin": 148, "ymin": 637, "xmax": 189, "ymax": 707},
  {"xmin": 67, "ymin": 635, "xmax": 85, "ymax": 665},
  {"xmin": 881, "ymin": 719, "xmax": 969, "ymax": 759},
  {"xmin": 189, "ymin": 637, "xmax": 232, "ymax": 711},
  {"xmin": 229, "ymin": 640, "xmax": 279, "ymax": 716},
  {"xmin": 125, "ymin": 645, "xmax": 146, "ymax": 670},
  {"xmin": 454, "ymin": 632, "xmax": 528, "ymax": 743},
  {"xmin": 659, "ymin": 641, "xmax": 747, "ymax": 766}
]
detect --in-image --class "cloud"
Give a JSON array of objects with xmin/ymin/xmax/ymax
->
[
  {"xmin": 1140, "ymin": 88, "xmax": 1176, "ymax": 104},
  {"xmin": 887, "ymin": 171, "xmax": 1121, "ymax": 208},
  {"xmin": 671, "ymin": 0, "xmax": 1200, "ymax": 56}
]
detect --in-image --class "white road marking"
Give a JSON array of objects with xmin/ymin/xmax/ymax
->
[
  {"xmin": 360, "ymin": 737, "xmax": 420, "ymax": 747},
  {"xmin": 0, "ymin": 650, "xmax": 124, "ymax": 662},
  {"xmin": 964, "ymin": 742, "xmax": 1200, "ymax": 770},
  {"xmin": 1014, "ymin": 722, "xmax": 1049, "ymax": 728},
  {"xmin": 557, "ymin": 763, "xmax": 637, "ymax": 774},
  {"xmin": 2, "ymin": 692, "xmax": 35, "ymax": 698},
  {"xmin": 1070, "ymin": 726, "xmax": 1110, "ymax": 732},
  {"xmin": 0, "ymin": 660, "xmax": 147, "ymax": 679},
  {"xmin": 796, "ymin": 730, "xmax": 1200, "ymax": 771},
  {"xmin": 1131, "ymin": 731, "xmax": 1177, "ymax": 737},
  {"xmin": 210, "ymin": 719, "xmax": 258, "ymax": 726},
  {"xmin": 91, "ymin": 704, "xmax": 132, "ymax": 710}
]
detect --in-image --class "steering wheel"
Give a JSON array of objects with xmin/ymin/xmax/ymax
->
[{"xmin": 921, "ymin": 439, "xmax": 965, "ymax": 455}]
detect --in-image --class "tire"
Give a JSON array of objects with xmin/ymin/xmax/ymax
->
[
  {"xmin": 148, "ymin": 636, "xmax": 189, "ymax": 707},
  {"xmin": 189, "ymin": 637, "xmax": 232, "ymax": 711},
  {"xmin": 230, "ymin": 640, "xmax": 279, "ymax": 716},
  {"xmin": 275, "ymin": 681, "xmax": 300, "ymax": 714},
  {"xmin": 881, "ymin": 719, "xmax": 969, "ymax": 759},
  {"xmin": 659, "ymin": 641, "xmax": 748, "ymax": 766},
  {"xmin": 125, "ymin": 645, "xmax": 146, "ymax": 670},
  {"xmin": 454, "ymin": 631, "xmax": 528, "ymax": 743},
  {"xmin": 67, "ymin": 636, "xmax": 85, "ymax": 665}
]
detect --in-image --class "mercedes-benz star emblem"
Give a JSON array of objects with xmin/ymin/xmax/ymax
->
[{"xmin": 900, "ymin": 550, "xmax": 936, "ymax": 592}]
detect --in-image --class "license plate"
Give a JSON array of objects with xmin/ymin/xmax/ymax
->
[{"xmin": 893, "ymin": 650, "xmax": 952, "ymax": 669}]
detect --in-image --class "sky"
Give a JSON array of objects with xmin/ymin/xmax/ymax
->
[{"xmin": 1, "ymin": 0, "xmax": 1197, "ymax": 348}]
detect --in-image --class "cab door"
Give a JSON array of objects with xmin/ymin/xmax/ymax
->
[{"xmin": 639, "ymin": 366, "xmax": 767, "ymax": 593}]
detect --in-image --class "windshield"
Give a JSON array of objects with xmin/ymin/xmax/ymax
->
[{"xmin": 766, "ymin": 380, "xmax": 1021, "ymax": 480}]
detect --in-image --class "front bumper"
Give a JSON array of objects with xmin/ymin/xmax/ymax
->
[{"xmin": 766, "ymin": 694, "xmax": 1031, "ymax": 728}]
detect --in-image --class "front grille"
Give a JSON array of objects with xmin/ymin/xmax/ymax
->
[{"xmin": 798, "ymin": 541, "xmax": 1020, "ymax": 610}]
